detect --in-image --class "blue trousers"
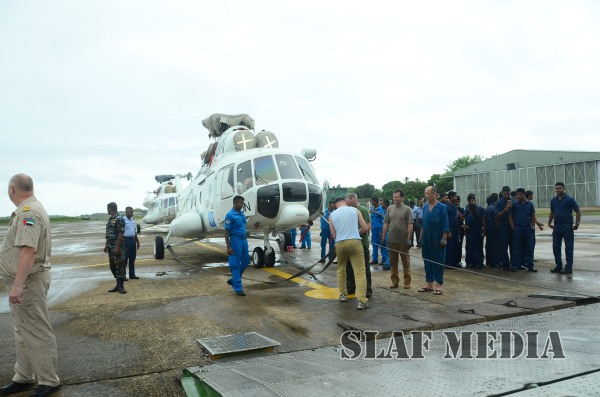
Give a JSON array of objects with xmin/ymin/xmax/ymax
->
[
  {"xmin": 498, "ymin": 226, "xmax": 513, "ymax": 269},
  {"xmin": 485, "ymin": 229, "xmax": 500, "ymax": 266},
  {"xmin": 371, "ymin": 227, "xmax": 382, "ymax": 262},
  {"xmin": 512, "ymin": 227, "xmax": 532, "ymax": 269},
  {"xmin": 320, "ymin": 228, "xmax": 334, "ymax": 259},
  {"xmin": 228, "ymin": 236, "xmax": 250, "ymax": 293},
  {"xmin": 124, "ymin": 237, "xmax": 137, "ymax": 277},
  {"xmin": 300, "ymin": 226, "xmax": 311, "ymax": 248},
  {"xmin": 552, "ymin": 224, "xmax": 574, "ymax": 271},
  {"xmin": 444, "ymin": 235, "xmax": 458, "ymax": 267},
  {"xmin": 290, "ymin": 228, "xmax": 297, "ymax": 248},
  {"xmin": 423, "ymin": 241, "xmax": 445, "ymax": 284},
  {"xmin": 381, "ymin": 232, "xmax": 389, "ymax": 266},
  {"xmin": 465, "ymin": 232, "xmax": 483, "ymax": 267}
]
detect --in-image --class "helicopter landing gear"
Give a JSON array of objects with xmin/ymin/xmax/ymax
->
[{"xmin": 252, "ymin": 234, "xmax": 277, "ymax": 268}]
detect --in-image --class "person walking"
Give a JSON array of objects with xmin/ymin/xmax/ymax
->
[
  {"xmin": 0, "ymin": 174, "xmax": 61, "ymax": 397},
  {"xmin": 381, "ymin": 189, "xmax": 413, "ymax": 289}
]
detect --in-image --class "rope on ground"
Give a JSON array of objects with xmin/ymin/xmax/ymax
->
[{"xmin": 373, "ymin": 241, "xmax": 600, "ymax": 300}]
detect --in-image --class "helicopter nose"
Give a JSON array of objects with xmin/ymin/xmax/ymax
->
[{"xmin": 278, "ymin": 203, "xmax": 309, "ymax": 225}]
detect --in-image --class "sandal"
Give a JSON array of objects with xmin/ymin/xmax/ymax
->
[
  {"xmin": 418, "ymin": 287, "xmax": 434, "ymax": 292},
  {"xmin": 434, "ymin": 288, "xmax": 443, "ymax": 295}
]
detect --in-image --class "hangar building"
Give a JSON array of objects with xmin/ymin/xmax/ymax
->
[{"xmin": 453, "ymin": 150, "xmax": 600, "ymax": 208}]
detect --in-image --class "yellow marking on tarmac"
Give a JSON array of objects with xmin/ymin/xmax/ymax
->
[
  {"xmin": 261, "ymin": 268, "xmax": 342, "ymax": 300},
  {"xmin": 67, "ymin": 257, "xmax": 159, "ymax": 269},
  {"xmin": 192, "ymin": 241, "xmax": 227, "ymax": 255}
]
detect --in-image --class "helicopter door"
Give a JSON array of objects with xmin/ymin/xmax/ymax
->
[{"xmin": 215, "ymin": 165, "xmax": 235, "ymax": 222}]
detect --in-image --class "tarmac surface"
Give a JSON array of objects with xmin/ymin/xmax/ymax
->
[{"xmin": 0, "ymin": 216, "xmax": 599, "ymax": 397}]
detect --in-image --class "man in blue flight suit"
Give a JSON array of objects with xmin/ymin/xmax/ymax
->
[
  {"xmin": 369, "ymin": 197, "xmax": 385, "ymax": 265},
  {"xmin": 509, "ymin": 188, "xmax": 537, "ymax": 272},
  {"xmin": 224, "ymin": 195, "xmax": 250, "ymax": 296},
  {"xmin": 319, "ymin": 201, "xmax": 335, "ymax": 263},
  {"xmin": 494, "ymin": 186, "xmax": 514, "ymax": 271},
  {"xmin": 444, "ymin": 192, "xmax": 459, "ymax": 269},
  {"xmin": 548, "ymin": 182, "xmax": 581, "ymax": 275}
]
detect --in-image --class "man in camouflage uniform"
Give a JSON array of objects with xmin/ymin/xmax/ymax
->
[{"xmin": 105, "ymin": 202, "xmax": 126, "ymax": 294}]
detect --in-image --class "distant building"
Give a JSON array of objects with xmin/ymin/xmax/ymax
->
[
  {"xmin": 325, "ymin": 186, "xmax": 348, "ymax": 208},
  {"xmin": 453, "ymin": 150, "xmax": 600, "ymax": 208}
]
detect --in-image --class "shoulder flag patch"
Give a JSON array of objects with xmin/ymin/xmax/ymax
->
[
  {"xmin": 23, "ymin": 217, "xmax": 36, "ymax": 226},
  {"xmin": 22, "ymin": 206, "xmax": 31, "ymax": 212}
]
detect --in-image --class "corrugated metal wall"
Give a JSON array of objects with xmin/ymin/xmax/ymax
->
[{"xmin": 454, "ymin": 160, "xmax": 599, "ymax": 208}]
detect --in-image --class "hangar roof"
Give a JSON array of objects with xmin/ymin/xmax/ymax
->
[{"xmin": 453, "ymin": 150, "xmax": 600, "ymax": 176}]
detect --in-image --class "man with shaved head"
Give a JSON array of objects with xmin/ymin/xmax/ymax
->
[{"xmin": 0, "ymin": 174, "xmax": 61, "ymax": 396}]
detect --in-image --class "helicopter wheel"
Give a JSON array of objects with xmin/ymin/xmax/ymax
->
[
  {"xmin": 154, "ymin": 235, "xmax": 164, "ymax": 259},
  {"xmin": 265, "ymin": 249, "xmax": 276, "ymax": 267},
  {"xmin": 252, "ymin": 247, "xmax": 265, "ymax": 268}
]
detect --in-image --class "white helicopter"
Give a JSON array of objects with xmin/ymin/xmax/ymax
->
[
  {"xmin": 153, "ymin": 113, "xmax": 326, "ymax": 268},
  {"xmin": 141, "ymin": 173, "xmax": 191, "ymax": 228}
]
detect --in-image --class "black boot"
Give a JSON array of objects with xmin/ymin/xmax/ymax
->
[
  {"xmin": 117, "ymin": 278, "xmax": 127, "ymax": 294},
  {"xmin": 108, "ymin": 283, "xmax": 119, "ymax": 292}
]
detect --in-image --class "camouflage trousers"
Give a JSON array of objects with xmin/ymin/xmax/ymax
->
[{"xmin": 108, "ymin": 245, "xmax": 126, "ymax": 279}]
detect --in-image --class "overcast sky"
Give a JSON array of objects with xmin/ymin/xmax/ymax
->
[{"xmin": 1, "ymin": 1, "xmax": 598, "ymax": 216}]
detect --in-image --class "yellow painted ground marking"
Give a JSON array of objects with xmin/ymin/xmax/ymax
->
[{"xmin": 261, "ymin": 268, "xmax": 345, "ymax": 300}]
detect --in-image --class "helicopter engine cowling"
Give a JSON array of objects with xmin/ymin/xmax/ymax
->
[{"xmin": 169, "ymin": 212, "xmax": 204, "ymax": 238}]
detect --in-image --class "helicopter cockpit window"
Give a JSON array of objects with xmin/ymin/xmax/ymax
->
[
  {"xmin": 253, "ymin": 156, "xmax": 278, "ymax": 186},
  {"xmin": 275, "ymin": 154, "xmax": 301, "ymax": 180},
  {"xmin": 220, "ymin": 165, "xmax": 235, "ymax": 199},
  {"xmin": 295, "ymin": 156, "xmax": 318, "ymax": 184},
  {"xmin": 236, "ymin": 160, "xmax": 253, "ymax": 194}
]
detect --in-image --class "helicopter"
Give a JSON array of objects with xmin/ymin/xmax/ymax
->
[
  {"xmin": 153, "ymin": 113, "xmax": 326, "ymax": 268},
  {"xmin": 141, "ymin": 173, "xmax": 191, "ymax": 229}
]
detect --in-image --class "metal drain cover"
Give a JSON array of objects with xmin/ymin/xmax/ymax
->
[{"xmin": 196, "ymin": 332, "xmax": 280, "ymax": 360}]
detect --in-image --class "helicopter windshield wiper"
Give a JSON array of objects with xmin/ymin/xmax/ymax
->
[{"xmin": 254, "ymin": 171, "xmax": 269, "ymax": 185}]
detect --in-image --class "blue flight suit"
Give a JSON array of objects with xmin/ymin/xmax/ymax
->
[
  {"xmin": 370, "ymin": 205, "xmax": 385, "ymax": 263},
  {"xmin": 381, "ymin": 208, "xmax": 389, "ymax": 269},
  {"xmin": 289, "ymin": 228, "xmax": 297, "ymax": 248},
  {"xmin": 494, "ymin": 197, "xmax": 514, "ymax": 270},
  {"xmin": 510, "ymin": 200, "xmax": 534, "ymax": 270},
  {"xmin": 224, "ymin": 208, "xmax": 250, "ymax": 293},
  {"xmin": 550, "ymin": 194, "xmax": 580, "ymax": 272},
  {"xmin": 422, "ymin": 202, "xmax": 449, "ymax": 284},
  {"xmin": 444, "ymin": 202, "xmax": 459, "ymax": 268},
  {"xmin": 320, "ymin": 209, "xmax": 335, "ymax": 259},
  {"xmin": 484, "ymin": 204, "xmax": 500, "ymax": 267}
]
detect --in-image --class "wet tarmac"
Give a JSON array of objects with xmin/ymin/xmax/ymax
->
[{"xmin": 0, "ymin": 218, "xmax": 599, "ymax": 396}]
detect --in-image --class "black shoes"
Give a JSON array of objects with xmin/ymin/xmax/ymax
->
[
  {"xmin": 559, "ymin": 270, "xmax": 573, "ymax": 274},
  {"xmin": 0, "ymin": 381, "xmax": 35, "ymax": 395},
  {"xmin": 108, "ymin": 285, "xmax": 119, "ymax": 292},
  {"xmin": 30, "ymin": 385, "xmax": 61, "ymax": 397},
  {"xmin": 550, "ymin": 267, "xmax": 562, "ymax": 273},
  {"xmin": 235, "ymin": 291, "xmax": 246, "ymax": 296},
  {"xmin": 528, "ymin": 268, "xmax": 538, "ymax": 272},
  {"xmin": 130, "ymin": 276, "xmax": 140, "ymax": 279}
]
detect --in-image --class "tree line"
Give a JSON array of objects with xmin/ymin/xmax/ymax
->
[{"xmin": 349, "ymin": 155, "xmax": 486, "ymax": 203}]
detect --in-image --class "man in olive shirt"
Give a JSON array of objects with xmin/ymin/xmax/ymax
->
[
  {"xmin": 345, "ymin": 193, "xmax": 373, "ymax": 297},
  {"xmin": 0, "ymin": 174, "xmax": 61, "ymax": 397},
  {"xmin": 381, "ymin": 189, "xmax": 414, "ymax": 289}
]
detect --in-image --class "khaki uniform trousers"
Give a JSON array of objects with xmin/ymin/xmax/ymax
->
[
  {"xmin": 389, "ymin": 242, "xmax": 411, "ymax": 287},
  {"xmin": 7, "ymin": 270, "xmax": 60, "ymax": 387},
  {"xmin": 336, "ymin": 239, "xmax": 368, "ymax": 303}
]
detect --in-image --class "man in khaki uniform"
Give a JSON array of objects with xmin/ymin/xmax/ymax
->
[
  {"xmin": 0, "ymin": 174, "xmax": 61, "ymax": 397},
  {"xmin": 381, "ymin": 189, "xmax": 414, "ymax": 289}
]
